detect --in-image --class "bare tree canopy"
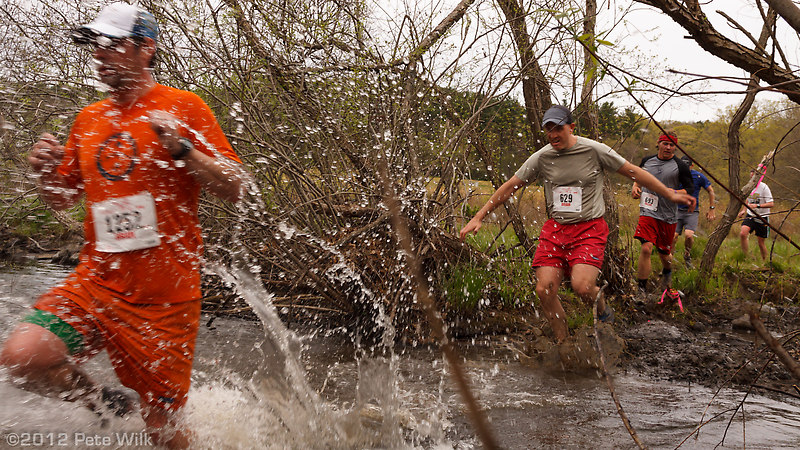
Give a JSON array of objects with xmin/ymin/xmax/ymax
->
[{"xmin": 635, "ymin": 0, "xmax": 800, "ymax": 104}]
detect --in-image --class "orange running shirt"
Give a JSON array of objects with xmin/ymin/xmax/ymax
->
[{"xmin": 55, "ymin": 84, "xmax": 240, "ymax": 304}]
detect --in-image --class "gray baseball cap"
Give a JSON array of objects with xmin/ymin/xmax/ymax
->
[{"xmin": 541, "ymin": 105, "xmax": 573, "ymax": 127}]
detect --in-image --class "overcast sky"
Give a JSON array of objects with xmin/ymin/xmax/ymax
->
[
  {"xmin": 607, "ymin": 0, "xmax": 798, "ymax": 122},
  {"xmin": 373, "ymin": 1, "xmax": 797, "ymax": 123}
]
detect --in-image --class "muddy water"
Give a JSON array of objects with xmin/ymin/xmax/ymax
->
[{"xmin": 2, "ymin": 262, "xmax": 800, "ymax": 449}]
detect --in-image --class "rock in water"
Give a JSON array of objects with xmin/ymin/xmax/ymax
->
[{"xmin": 517, "ymin": 324, "xmax": 626, "ymax": 372}]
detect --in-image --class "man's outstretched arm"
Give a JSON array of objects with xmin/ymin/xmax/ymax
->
[
  {"xmin": 617, "ymin": 162, "xmax": 696, "ymax": 211},
  {"xmin": 459, "ymin": 175, "xmax": 525, "ymax": 240}
]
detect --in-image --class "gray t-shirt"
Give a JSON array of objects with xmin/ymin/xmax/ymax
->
[
  {"xmin": 637, "ymin": 154, "xmax": 693, "ymax": 224},
  {"xmin": 514, "ymin": 136, "xmax": 627, "ymax": 224}
]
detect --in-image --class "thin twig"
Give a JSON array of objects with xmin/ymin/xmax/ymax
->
[
  {"xmin": 750, "ymin": 383, "xmax": 800, "ymax": 400},
  {"xmin": 592, "ymin": 281, "xmax": 647, "ymax": 450}
]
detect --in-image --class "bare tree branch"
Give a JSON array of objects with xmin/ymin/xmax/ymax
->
[
  {"xmin": 762, "ymin": 0, "xmax": 800, "ymax": 35},
  {"xmin": 496, "ymin": 0, "xmax": 552, "ymax": 144},
  {"xmin": 635, "ymin": 0, "xmax": 800, "ymax": 104},
  {"xmin": 750, "ymin": 311, "xmax": 800, "ymax": 380}
]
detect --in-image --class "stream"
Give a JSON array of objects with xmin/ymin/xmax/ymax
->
[{"xmin": 1, "ymin": 262, "xmax": 799, "ymax": 449}]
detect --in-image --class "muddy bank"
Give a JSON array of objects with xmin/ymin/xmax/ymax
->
[
  {"xmin": 619, "ymin": 297, "xmax": 800, "ymax": 397},
  {"xmin": 0, "ymin": 227, "xmax": 82, "ymax": 265},
  {"xmin": 471, "ymin": 281, "xmax": 800, "ymax": 398}
]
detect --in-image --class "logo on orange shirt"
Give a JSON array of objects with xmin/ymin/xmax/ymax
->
[{"xmin": 96, "ymin": 132, "xmax": 137, "ymax": 181}]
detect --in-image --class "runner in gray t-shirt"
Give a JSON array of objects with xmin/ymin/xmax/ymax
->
[
  {"xmin": 460, "ymin": 106, "xmax": 695, "ymax": 344},
  {"xmin": 633, "ymin": 131, "xmax": 693, "ymax": 297},
  {"xmin": 738, "ymin": 169, "xmax": 774, "ymax": 260},
  {"xmin": 514, "ymin": 136, "xmax": 627, "ymax": 224}
]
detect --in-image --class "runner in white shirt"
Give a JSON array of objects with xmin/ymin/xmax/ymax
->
[{"xmin": 738, "ymin": 170, "xmax": 774, "ymax": 260}]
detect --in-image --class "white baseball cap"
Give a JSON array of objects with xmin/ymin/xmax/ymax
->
[{"xmin": 72, "ymin": 2, "xmax": 159, "ymax": 44}]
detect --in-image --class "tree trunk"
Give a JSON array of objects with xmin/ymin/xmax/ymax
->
[
  {"xmin": 496, "ymin": 0, "xmax": 552, "ymax": 147},
  {"xmin": 700, "ymin": 9, "xmax": 775, "ymax": 274},
  {"xmin": 574, "ymin": 0, "xmax": 629, "ymax": 291},
  {"xmin": 578, "ymin": 0, "xmax": 599, "ymax": 139},
  {"xmin": 763, "ymin": 0, "xmax": 800, "ymax": 34}
]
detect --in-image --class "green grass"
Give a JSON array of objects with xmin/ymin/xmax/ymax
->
[
  {"xmin": 452, "ymin": 203, "xmax": 799, "ymax": 321},
  {"xmin": 461, "ymin": 222, "xmax": 524, "ymax": 254},
  {"xmin": 442, "ymin": 264, "xmax": 489, "ymax": 311},
  {"xmin": 441, "ymin": 251, "xmax": 534, "ymax": 312}
]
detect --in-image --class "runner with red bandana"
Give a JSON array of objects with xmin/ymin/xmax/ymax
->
[{"xmin": 632, "ymin": 131, "xmax": 693, "ymax": 299}]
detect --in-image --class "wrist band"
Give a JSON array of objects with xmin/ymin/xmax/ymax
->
[{"xmin": 173, "ymin": 137, "xmax": 194, "ymax": 160}]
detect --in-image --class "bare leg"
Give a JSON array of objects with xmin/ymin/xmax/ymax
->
[
  {"xmin": 0, "ymin": 323, "xmax": 101, "ymax": 407},
  {"xmin": 637, "ymin": 241, "xmax": 654, "ymax": 280},
  {"xmin": 2, "ymin": 323, "xmax": 178, "ymax": 446},
  {"xmin": 658, "ymin": 251, "xmax": 673, "ymax": 273},
  {"xmin": 535, "ymin": 266, "xmax": 568, "ymax": 343},
  {"xmin": 684, "ymin": 230, "xmax": 695, "ymax": 257},
  {"xmin": 658, "ymin": 250, "xmax": 673, "ymax": 289},
  {"xmin": 757, "ymin": 236, "xmax": 768, "ymax": 260},
  {"xmin": 142, "ymin": 405, "xmax": 192, "ymax": 449},
  {"xmin": 569, "ymin": 264, "xmax": 604, "ymax": 313},
  {"xmin": 739, "ymin": 225, "xmax": 752, "ymax": 256}
]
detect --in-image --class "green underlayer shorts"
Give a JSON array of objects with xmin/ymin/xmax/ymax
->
[{"xmin": 21, "ymin": 309, "xmax": 85, "ymax": 355}]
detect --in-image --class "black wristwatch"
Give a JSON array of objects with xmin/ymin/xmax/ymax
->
[
  {"xmin": 710, "ymin": 205, "xmax": 715, "ymax": 209},
  {"xmin": 173, "ymin": 137, "xmax": 194, "ymax": 160}
]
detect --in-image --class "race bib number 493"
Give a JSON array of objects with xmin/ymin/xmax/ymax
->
[
  {"xmin": 552, "ymin": 186, "xmax": 582, "ymax": 213},
  {"xmin": 92, "ymin": 192, "xmax": 161, "ymax": 253},
  {"xmin": 640, "ymin": 191, "xmax": 659, "ymax": 212}
]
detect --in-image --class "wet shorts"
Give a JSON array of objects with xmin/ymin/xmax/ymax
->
[
  {"xmin": 742, "ymin": 216, "xmax": 770, "ymax": 238},
  {"xmin": 676, "ymin": 210, "xmax": 699, "ymax": 234},
  {"xmin": 634, "ymin": 215, "xmax": 677, "ymax": 255},
  {"xmin": 25, "ymin": 272, "xmax": 201, "ymax": 412},
  {"xmin": 531, "ymin": 217, "xmax": 608, "ymax": 275}
]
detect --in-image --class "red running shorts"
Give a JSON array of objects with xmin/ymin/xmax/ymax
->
[
  {"xmin": 634, "ymin": 215, "xmax": 677, "ymax": 255},
  {"xmin": 531, "ymin": 217, "xmax": 608, "ymax": 275}
]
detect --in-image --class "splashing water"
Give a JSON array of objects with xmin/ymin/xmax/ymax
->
[{"xmin": 183, "ymin": 212, "xmax": 432, "ymax": 448}]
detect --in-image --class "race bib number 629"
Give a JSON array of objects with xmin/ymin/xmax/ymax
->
[{"xmin": 552, "ymin": 186, "xmax": 582, "ymax": 213}]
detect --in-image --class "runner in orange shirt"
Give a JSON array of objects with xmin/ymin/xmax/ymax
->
[{"xmin": 0, "ymin": 3, "xmax": 248, "ymax": 448}]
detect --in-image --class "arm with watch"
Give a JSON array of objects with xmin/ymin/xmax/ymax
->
[
  {"xmin": 705, "ymin": 185, "xmax": 717, "ymax": 221},
  {"xmin": 147, "ymin": 110, "xmax": 246, "ymax": 203}
]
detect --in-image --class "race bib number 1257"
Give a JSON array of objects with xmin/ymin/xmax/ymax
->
[{"xmin": 92, "ymin": 192, "xmax": 161, "ymax": 253}]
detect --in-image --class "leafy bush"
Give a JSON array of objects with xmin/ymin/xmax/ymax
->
[{"xmin": 442, "ymin": 264, "xmax": 488, "ymax": 311}]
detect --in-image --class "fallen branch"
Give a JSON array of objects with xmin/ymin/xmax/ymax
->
[
  {"xmin": 204, "ymin": 303, "xmax": 344, "ymax": 315},
  {"xmin": 592, "ymin": 282, "xmax": 647, "ymax": 450},
  {"xmin": 377, "ymin": 152, "xmax": 500, "ymax": 449},
  {"xmin": 749, "ymin": 311, "xmax": 800, "ymax": 380},
  {"xmin": 751, "ymin": 383, "xmax": 800, "ymax": 400}
]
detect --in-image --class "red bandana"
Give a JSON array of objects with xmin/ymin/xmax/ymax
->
[{"xmin": 658, "ymin": 134, "xmax": 678, "ymax": 144}]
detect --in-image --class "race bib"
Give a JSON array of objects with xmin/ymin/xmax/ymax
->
[
  {"xmin": 552, "ymin": 186, "xmax": 582, "ymax": 213},
  {"xmin": 92, "ymin": 192, "xmax": 161, "ymax": 253},
  {"xmin": 640, "ymin": 191, "xmax": 659, "ymax": 212}
]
